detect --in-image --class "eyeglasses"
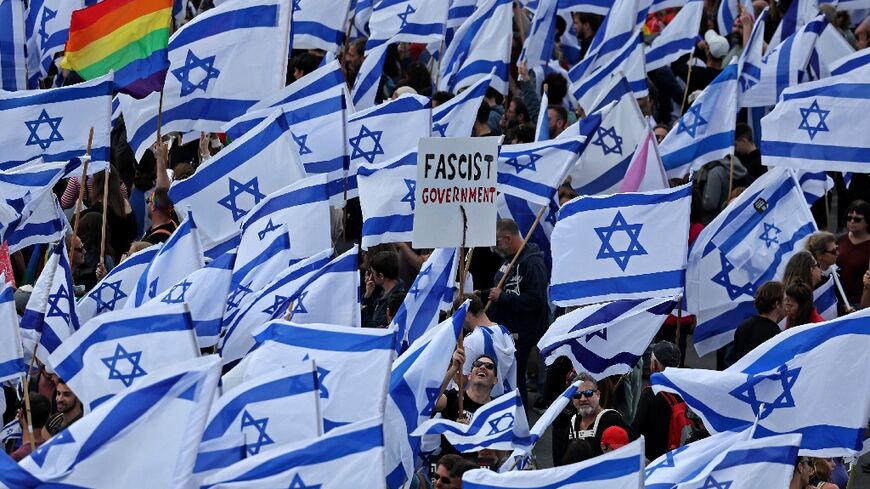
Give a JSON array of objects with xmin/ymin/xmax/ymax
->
[
  {"xmin": 572, "ymin": 389, "xmax": 596, "ymax": 399},
  {"xmin": 824, "ymin": 247, "xmax": 838, "ymax": 255},
  {"xmin": 74, "ymin": 246, "xmax": 85, "ymax": 253},
  {"xmin": 435, "ymin": 475, "xmax": 451, "ymax": 484},
  {"xmin": 847, "ymin": 215, "xmax": 865, "ymax": 223},
  {"xmin": 472, "ymin": 360, "xmax": 496, "ymax": 371}
]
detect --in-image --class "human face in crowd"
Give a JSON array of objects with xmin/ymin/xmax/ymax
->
[
  {"xmin": 433, "ymin": 464, "xmax": 452, "ymax": 489},
  {"xmin": 846, "ymin": 210, "xmax": 867, "ymax": 235},
  {"xmin": 345, "ymin": 45, "xmax": 362, "ymax": 72},
  {"xmin": 783, "ymin": 294, "xmax": 798, "ymax": 321},
  {"xmin": 571, "ymin": 380, "xmax": 600, "ymax": 418},
  {"xmin": 494, "ymin": 231, "xmax": 515, "ymax": 258},
  {"xmin": 796, "ymin": 457, "xmax": 815, "ymax": 485},
  {"xmin": 816, "ymin": 243, "xmax": 838, "ymax": 271},
  {"xmin": 55, "ymin": 384, "xmax": 78, "ymax": 414},
  {"xmin": 654, "ymin": 126, "xmax": 668, "ymax": 143},
  {"xmin": 468, "ymin": 356, "xmax": 497, "ymax": 388},
  {"xmin": 70, "ymin": 236, "xmax": 85, "ymax": 267},
  {"xmin": 810, "ymin": 259, "xmax": 822, "ymax": 287}
]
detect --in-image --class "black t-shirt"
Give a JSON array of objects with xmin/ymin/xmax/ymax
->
[
  {"xmin": 569, "ymin": 409, "xmax": 632, "ymax": 457},
  {"xmin": 143, "ymin": 222, "xmax": 177, "ymax": 245},
  {"xmin": 632, "ymin": 387, "xmax": 678, "ymax": 461},
  {"xmin": 732, "ymin": 315, "xmax": 781, "ymax": 363},
  {"xmin": 439, "ymin": 389, "xmax": 488, "ymax": 455}
]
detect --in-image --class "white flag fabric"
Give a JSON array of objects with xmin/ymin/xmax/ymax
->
[
  {"xmin": 645, "ymin": 0, "xmax": 703, "ymax": 71},
  {"xmin": 24, "ymin": 0, "xmax": 83, "ymax": 87},
  {"xmin": 572, "ymin": 32, "xmax": 647, "ymax": 112},
  {"xmin": 498, "ymin": 137, "xmax": 587, "ymax": 206},
  {"xmin": 223, "ymin": 228, "xmax": 293, "ymax": 326},
  {"xmin": 76, "ymin": 246, "xmax": 159, "ymax": 324},
  {"xmin": 687, "ymin": 168, "xmax": 816, "ymax": 356},
  {"xmin": 619, "ymin": 124, "xmax": 670, "ymax": 192},
  {"xmin": 769, "ymin": 0, "xmax": 819, "ymax": 48},
  {"xmin": 285, "ymin": 245, "xmax": 361, "ymax": 328},
  {"xmin": 550, "ymin": 184, "xmax": 692, "ymax": 307},
  {"xmin": 463, "ymin": 324, "xmax": 517, "ymax": 397},
  {"xmin": 645, "ymin": 428, "xmax": 751, "ymax": 488},
  {"xmin": 654, "ymin": 307, "xmax": 870, "ymax": 457},
  {"xmin": 291, "ymin": 0, "xmax": 353, "ymax": 52},
  {"xmin": 518, "ymin": 0, "xmax": 558, "ymax": 70},
  {"xmin": 0, "ymin": 0, "xmax": 26, "ymax": 91},
  {"xmin": 717, "ymin": 0, "xmax": 754, "ymax": 34},
  {"xmin": 366, "ymin": 0, "xmax": 448, "ymax": 50},
  {"xmin": 0, "ymin": 159, "xmax": 69, "ymax": 252},
  {"xmin": 2, "ymin": 190, "xmax": 67, "ymax": 254},
  {"xmin": 438, "ymin": 0, "xmax": 512, "ymax": 94},
  {"xmin": 538, "ymin": 296, "xmax": 678, "ymax": 380},
  {"xmin": 48, "ymin": 303, "xmax": 200, "ymax": 411},
  {"xmin": 432, "ymin": 74, "xmax": 492, "ymax": 138},
  {"xmin": 0, "ymin": 279, "xmax": 24, "ymax": 383},
  {"xmin": 813, "ymin": 274, "xmax": 838, "ymax": 321},
  {"xmin": 829, "ymin": 46, "xmax": 870, "ymax": 76}
]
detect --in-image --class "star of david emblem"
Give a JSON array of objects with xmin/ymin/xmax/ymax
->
[
  {"xmin": 291, "ymin": 131, "xmax": 312, "ymax": 156},
  {"xmin": 759, "ymin": 222, "xmax": 781, "ymax": 248},
  {"xmin": 315, "ymin": 365, "xmax": 330, "ymax": 399},
  {"xmin": 584, "ymin": 328, "xmax": 607, "ymax": 342},
  {"xmin": 711, "ymin": 253, "xmax": 756, "ymax": 300},
  {"xmin": 401, "ymin": 178, "xmax": 416, "ymax": 210},
  {"xmin": 397, "ymin": 4, "xmax": 416, "ymax": 29},
  {"xmin": 171, "ymin": 50, "xmax": 221, "ymax": 97},
  {"xmin": 93, "ymin": 280, "xmax": 127, "ymax": 313},
  {"xmin": 409, "ymin": 265, "xmax": 432, "ymax": 300},
  {"xmin": 729, "ymin": 366, "xmax": 801, "ymax": 420},
  {"xmin": 798, "ymin": 100, "xmax": 830, "ymax": 140},
  {"xmin": 644, "ymin": 445, "xmax": 688, "ymax": 478},
  {"xmin": 262, "ymin": 294, "xmax": 290, "ymax": 316},
  {"xmin": 594, "ymin": 211, "xmax": 647, "ymax": 271},
  {"xmin": 348, "ymin": 125, "xmax": 385, "ymax": 164},
  {"xmin": 218, "ymin": 177, "xmax": 266, "ymax": 221},
  {"xmin": 421, "ymin": 387, "xmax": 441, "ymax": 417},
  {"xmin": 696, "ymin": 475, "xmax": 733, "ymax": 489},
  {"xmin": 240, "ymin": 410, "xmax": 274, "ymax": 456},
  {"xmin": 433, "ymin": 122, "xmax": 448, "ymax": 137},
  {"xmin": 258, "ymin": 218, "xmax": 282, "ymax": 240},
  {"xmin": 487, "ymin": 412, "xmax": 514, "ymax": 435},
  {"xmin": 38, "ymin": 8, "xmax": 57, "ymax": 44},
  {"xmin": 677, "ymin": 103, "xmax": 708, "ymax": 138},
  {"xmin": 101, "ymin": 344, "xmax": 147, "ymax": 387},
  {"xmin": 291, "ymin": 291, "xmax": 309, "ymax": 315},
  {"xmin": 504, "ymin": 152, "xmax": 541, "ymax": 174},
  {"xmin": 25, "ymin": 109, "xmax": 64, "ymax": 150},
  {"xmin": 292, "ymin": 0, "xmax": 302, "ymax": 13},
  {"xmin": 591, "ymin": 126, "xmax": 623, "ymax": 155},
  {"xmin": 46, "ymin": 284, "xmax": 72, "ymax": 324},
  {"xmin": 30, "ymin": 430, "xmax": 75, "ymax": 468},
  {"xmin": 227, "ymin": 282, "xmax": 253, "ymax": 309},
  {"xmin": 161, "ymin": 280, "xmax": 193, "ymax": 304},
  {"xmin": 288, "ymin": 474, "xmax": 322, "ymax": 489}
]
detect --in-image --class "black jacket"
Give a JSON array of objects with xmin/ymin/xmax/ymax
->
[{"xmin": 487, "ymin": 243, "xmax": 550, "ymax": 343}]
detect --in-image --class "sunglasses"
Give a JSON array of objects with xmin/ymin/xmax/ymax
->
[
  {"xmin": 472, "ymin": 360, "xmax": 496, "ymax": 371},
  {"xmin": 824, "ymin": 247, "xmax": 838, "ymax": 255},
  {"xmin": 572, "ymin": 389, "xmax": 596, "ymax": 399},
  {"xmin": 847, "ymin": 215, "xmax": 864, "ymax": 223}
]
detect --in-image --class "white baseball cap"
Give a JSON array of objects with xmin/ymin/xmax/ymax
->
[{"xmin": 704, "ymin": 30, "xmax": 730, "ymax": 59}]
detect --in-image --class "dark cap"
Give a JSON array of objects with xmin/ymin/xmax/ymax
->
[{"xmin": 651, "ymin": 341, "xmax": 681, "ymax": 368}]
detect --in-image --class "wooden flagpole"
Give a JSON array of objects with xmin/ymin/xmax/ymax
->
[
  {"xmin": 20, "ymin": 374, "xmax": 36, "ymax": 452},
  {"xmin": 69, "ymin": 128, "xmax": 94, "ymax": 267},
  {"xmin": 679, "ymin": 51, "xmax": 696, "ymax": 115},
  {"xmin": 99, "ymin": 166, "xmax": 111, "ymax": 268},
  {"xmin": 457, "ymin": 206, "xmax": 469, "ymax": 420}
]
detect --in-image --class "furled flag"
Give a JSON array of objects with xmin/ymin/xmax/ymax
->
[
  {"xmin": 618, "ymin": 124, "xmax": 670, "ymax": 192},
  {"xmin": 223, "ymin": 229, "xmax": 292, "ymax": 325},
  {"xmin": 654, "ymin": 307, "xmax": 870, "ymax": 456},
  {"xmin": 463, "ymin": 324, "xmax": 517, "ymax": 396},
  {"xmin": 389, "ymin": 247, "xmax": 457, "ymax": 353},
  {"xmin": 497, "ymin": 193, "xmax": 560, "ymax": 271},
  {"xmin": 687, "ymin": 168, "xmax": 816, "ymax": 356},
  {"xmin": 412, "ymin": 390, "xmax": 532, "ymax": 453},
  {"xmin": 498, "ymin": 137, "xmax": 588, "ymax": 206},
  {"xmin": 797, "ymin": 170, "xmax": 834, "ymax": 206},
  {"xmin": 0, "ymin": 159, "xmax": 69, "ymax": 253},
  {"xmin": 128, "ymin": 209, "xmax": 204, "ymax": 307},
  {"xmin": 195, "ymin": 360, "xmax": 321, "ymax": 478},
  {"xmin": 645, "ymin": 428, "xmax": 752, "ymax": 489},
  {"xmin": 49, "ymin": 303, "xmax": 200, "ymax": 410},
  {"xmin": 60, "ymin": 0, "xmax": 172, "ymax": 98},
  {"xmin": 539, "ymin": 296, "xmax": 678, "ymax": 380},
  {"xmin": 550, "ymin": 184, "xmax": 692, "ymax": 307},
  {"xmin": 518, "ymin": 0, "xmax": 557, "ymax": 70},
  {"xmin": 465, "ymin": 438, "xmax": 645, "ymax": 488},
  {"xmin": 717, "ymin": 0, "xmax": 753, "ymax": 35},
  {"xmin": 659, "ymin": 63, "xmax": 739, "ymax": 179},
  {"xmin": 432, "ymin": 74, "xmax": 493, "ymax": 138},
  {"xmin": 0, "ymin": 418, "xmax": 21, "ymax": 446},
  {"xmin": 20, "ymin": 240, "xmax": 79, "ymax": 366},
  {"xmin": 168, "ymin": 108, "xmax": 307, "ymax": 254},
  {"xmin": 200, "ymin": 417, "xmax": 386, "ymax": 489},
  {"xmin": 291, "ymin": 0, "xmax": 353, "ymax": 52},
  {"xmin": 2, "ymin": 189, "xmax": 67, "ymax": 254},
  {"xmin": 813, "ymin": 274, "xmax": 837, "ymax": 321},
  {"xmin": 285, "ymin": 245, "xmax": 361, "ymax": 328},
  {"xmin": 0, "ymin": 277, "xmax": 25, "ymax": 384},
  {"xmin": 230, "ymin": 321, "xmax": 396, "ymax": 431},
  {"xmin": 0, "ymin": 75, "xmax": 112, "ymax": 173},
  {"xmin": 0, "ymin": 0, "xmax": 26, "ymax": 91},
  {"xmin": 534, "ymin": 89, "xmax": 550, "ymax": 141},
  {"xmin": 119, "ymin": 0, "xmax": 292, "ymax": 160},
  {"xmin": 645, "ymin": 0, "xmax": 703, "ymax": 71},
  {"xmin": 383, "ymin": 302, "xmax": 467, "ymax": 489},
  {"xmin": 24, "ymin": 0, "xmax": 83, "ymax": 87},
  {"xmin": 76, "ymin": 245, "xmax": 158, "ymax": 324},
  {"xmin": 0, "ymin": 356, "xmax": 220, "ymax": 489},
  {"xmin": 760, "ymin": 66, "xmax": 870, "ymax": 173},
  {"xmin": 439, "ymin": 0, "xmax": 512, "ymax": 94}
]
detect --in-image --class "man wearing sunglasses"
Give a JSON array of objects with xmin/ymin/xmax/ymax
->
[
  {"xmin": 563, "ymin": 372, "xmax": 633, "ymax": 460},
  {"xmin": 433, "ymin": 353, "xmax": 499, "ymax": 458}
]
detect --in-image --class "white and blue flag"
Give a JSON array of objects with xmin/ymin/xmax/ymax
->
[
  {"xmin": 645, "ymin": 428, "xmax": 752, "ymax": 489},
  {"xmin": 24, "ymin": 0, "xmax": 83, "ymax": 87},
  {"xmin": 769, "ymin": 0, "xmax": 819, "ymax": 48},
  {"xmin": 120, "ymin": 0, "xmax": 292, "ymax": 160},
  {"xmin": 0, "ymin": 75, "xmax": 112, "ymax": 173},
  {"xmin": 717, "ymin": 0, "xmax": 754, "ymax": 35},
  {"xmin": 538, "ymin": 296, "xmax": 678, "ymax": 380},
  {"xmin": 518, "ymin": 0, "xmax": 558, "ymax": 70},
  {"xmin": 687, "ymin": 168, "xmax": 816, "ymax": 356},
  {"xmin": 0, "ymin": 279, "xmax": 25, "ymax": 383},
  {"xmin": 660, "ymin": 63, "xmax": 739, "ymax": 178},
  {"xmin": 200, "ymin": 417, "xmax": 385, "ymax": 489},
  {"xmin": 48, "ymin": 303, "xmax": 200, "ymax": 411},
  {"xmin": 169, "ymin": 108, "xmax": 307, "ymax": 254},
  {"xmin": 291, "ymin": 0, "xmax": 353, "ymax": 52},
  {"xmin": 813, "ymin": 274, "xmax": 838, "ymax": 321},
  {"xmin": 0, "ymin": 159, "xmax": 69, "ymax": 253},
  {"xmin": 829, "ymin": 46, "xmax": 870, "ymax": 76},
  {"xmin": 286, "ymin": 245, "xmax": 361, "ymax": 328},
  {"xmin": 446, "ymin": 0, "xmax": 476, "ymax": 45},
  {"xmin": 497, "ymin": 193, "xmax": 560, "ymax": 271},
  {"xmin": 224, "ymin": 228, "xmax": 293, "ymax": 325},
  {"xmin": 76, "ymin": 246, "xmax": 159, "ymax": 324},
  {"xmin": 645, "ymin": 0, "xmax": 703, "ymax": 71},
  {"xmin": 498, "ymin": 137, "xmax": 587, "ymax": 206},
  {"xmin": 0, "ymin": 0, "xmax": 26, "ymax": 91},
  {"xmin": 366, "ymin": 0, "xmax": 448, "ymax": 50},
  {"xmin": 654, "ymin": 307, "xmax": 870, "ymax": 456},
  {"xmin": 438, "ymin": 0, "xmax": 512, "ymax": 94},
  {"xmin": 797, "ymin": 170, "xmax": 834, "ymax": 206},
  {"xmin": 432, "ymin": 74, "xmax": 492, "ymax": 138},
  {"xmin": 550, "ymin": 184, "xmax": 692, "ymax": 307},
  {"xmin": 463, "ymin": 324, "xmax": 517, "ymax": 397},
  {"xmin": 534, "ymin": 89, "xmax": 550, "ymax": 141},
  {"xmin": 3, "ymin": 188, "xmax": 67, "ymax": 254}
]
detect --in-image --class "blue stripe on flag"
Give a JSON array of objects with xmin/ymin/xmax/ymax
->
[
  {"xmin": 761, "ymin": 141, "xmax": 870, "ymax": 164},
  {"xmin": 559, "ymin": 185, "xmax": 691, "ymax": 219},
  {"xmin": 256, "ymin": 324, "xmax": 396, "ymax": 352},
  {"xmin": 170, "ymin": 5, "xmax": 279, "ymax": 49},
  {"xmin": 550, "ymin": 269, "xmax": 685, "ymax": 303}
]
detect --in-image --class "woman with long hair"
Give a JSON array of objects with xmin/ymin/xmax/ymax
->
[
  {"xmin": 783, "ymin": 280, "xmax": 823, "ymax": 328},
  {"xmin": 85, "ymin": 166, "xmax": 137, "ymax": 264}
]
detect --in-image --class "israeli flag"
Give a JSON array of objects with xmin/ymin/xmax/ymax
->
[
  {"xmin": 717, "ymin": 0, "xmax": 753, "ymax": 34},
  {"xmin": 813, "ymin": 274, "xmax": 837, "ymax": 321},
  {"xmin": 645, "ymin": 0, "xmax": 703, "ymax": 71},
  {"xmin": 0, "ymin": 0, "xmax": 26, "ymax": 91},
  {"xmin": 497, "ymin": 193, "xmax": 560, "ymax": 270},
  {"xmin": 538, "ymin": 296, "xmax": 678, "ymax": 380},
  {"xmin": 550, "ymin": 184, "xmax": 692, "ymax": 307},
  {"xmin": 49, "ymin": 303, "xmax": 200, "ymax": 410},
  {"xmin": 412, "ymin": 390, "xmax": 532, "ymax": 453},
  {"xmin": 218, "ymin": 249, "xmax": 332, "ymax": 366},
  {"xmin": 769, "ymin": 0, "xmax": 819, "ymax": 48},
  {"xmin": 760, "ymin": 66, "xmax": 870, "ymax": 173},
  {"xmin": 463, "ymin": 324, "xmax": 517, "ymax": 397},
  {"xmin": 0, "ymin": 159, "xmax": 69, "ymax": 253},
  {"xmin": 645, "ymin": 428, "xmax": 752, "ymax": 488},
  {"xmin": 829, "ymin": 46, "xmax": 870, "ymax": 76},
  {"xmin": 572, "ymin": 32, "xmax": 647, "ymax": 112},
  {"xmin": 232, "ymin": 321, "xmax": 396, "ymax": 431},
  {"xmin": 687, "ymin": 168, "xmax": 816, "ymax": 356},
  {"xmin": 390, "ymin": 247, "xmax": 457, "ymax": 353},
  {"xmin": 200, "ymin": 417, "xmax": 385, "ymax": 489},
  {"xmin": 24, "ymin": 0, "xmax": 83, "ymax": 87},
  {"xmin": 3, "ymin": 188, "xmax": 67, "ymax": 254},
  {"xmin": 353, "ymin": 0, "xmax": 373, "ymax": 35},
  {"xmin": 797, "ymin": 170, "xmax": 834, "ymax": 205},
  {"xmin": 350, "ymin": 42, "xmax": 389, "ymax": 110},
  {"xmin": 619, "ymin": 125, "xmax": 670, "ymax": 192},
  {"xmin": 432, "ymin": 74, "xmax": 492, "ymax": 138},
  {"xmin": 654, "ymin": 307, "xmax": 870, "ymax": 456},
  {"xmin": 358, "ymin": 152, "xmax": 419, "ymax": 249},
  {"xmin": 196, "ymin": 360, "xmax": 321, "ymax": 477},
  {"xmin": 534, "ymin": 90, "xmax": 550, "ymax": 141},
  {"xmin": 224, "ymin": 229, "xmax": 293, "ymax": 325},
  {"xmin": 518, "ymin": 0, "xmax": 557, "ymax": 70},
  {"xmin": 76, "ymin": 246, "xmax": 159, "ymax": 324},
  {"xmin": 20, "ymin": 240, "xmax": 79, "ymax": 366},
  {"xmin": 0, "ymin": 75, "xmax": 113, "ymax": 173},
  {"xmin": 286, "ymin": 245, "xmax": 361, "ymax": 328},
  {"xmin": 291, "ymin": 0, "xmax": 353, "ymax": 52},
  {"xmin": 120, "ymin": 0, "xmax": 292, "ymax": 160},
  {"xmin": 465, "ymin": 437, "xmax": 645, "ymax": 488},
  {"xmin": 446, "ymin": 0, "xmax": 476, "ymax": 45},
  {"xmin": 169, "ymin": 108, "xmax": 307, "ymax": 254},
  {"xmin": 0, "ymin": 279, "xmax": 25, "ymax": 383},
  {"xmin": 438, "ymin": 0, "xmax": 512, "ymax": 94},
  {"xmin": 499, "ymin": 137, "xmax": 588, "ymax": 206},
  {"xmin": 1, "ymin": 356, "xmax": 220, "ymax": 489},
  {"xmin": 659, "ymin": 63, "xmax": 739, "ymax": 179},
  {"xmin": 0, "ymin": 418, "xmax": 21, "ymax": 445},
  {"xmin": 383, "ymin": 302, "xmax": 468, "ymax": 489},
  {"xmin": 555, "ymin": 0, "xmax": 610, "ymax": 15},
  {"xmin": 811, "ymin": 23, "xmax": 856, "ymax": 79},
  {"xmin": 366, "ymin": 0, "xmax": 448, "ymax": 50}
]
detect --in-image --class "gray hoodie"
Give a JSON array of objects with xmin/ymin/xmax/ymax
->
[{"xmin": 699, "ymin": 156, "xmax": 748, "ymax": 224}]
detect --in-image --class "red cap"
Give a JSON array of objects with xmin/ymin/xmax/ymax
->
[{"xmin": 601, "ymin": 426, "xmax": 629, "ymax": 449}]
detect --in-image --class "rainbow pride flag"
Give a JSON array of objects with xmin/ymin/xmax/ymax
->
[{"xmin": 61, "ymin": 0, "xmax": 172, "ymax": 98}]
